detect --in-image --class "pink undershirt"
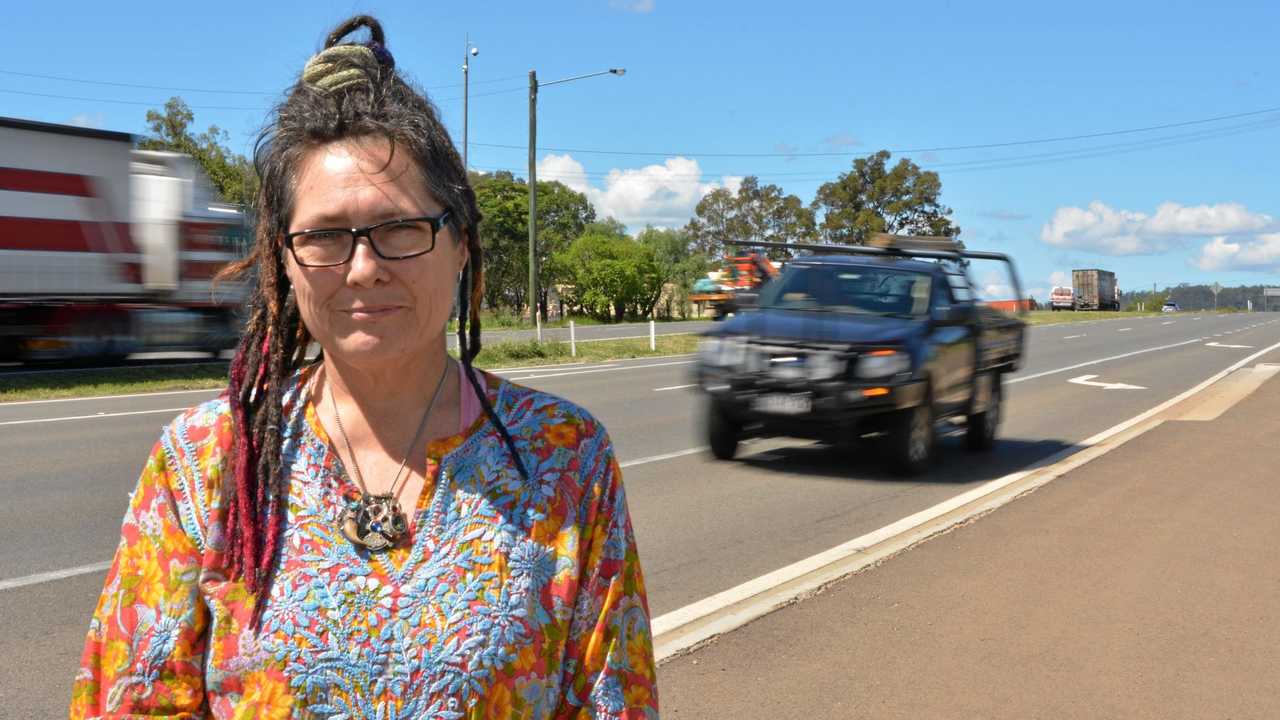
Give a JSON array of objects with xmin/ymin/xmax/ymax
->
[{"xmin": 458, "ymin": 364, "xmax": 484, "ymax": 433}]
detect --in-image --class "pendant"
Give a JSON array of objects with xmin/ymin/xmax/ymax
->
[{"xmin": 341, "ymin": 493, "xmax": 409, "ymax": 551}]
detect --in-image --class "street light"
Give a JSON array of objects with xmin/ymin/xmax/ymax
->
[
  {"xmin": 528, "ymin": 67, "xmax": 625, "ymax": 323},
  {"xmin": 461, "ymin": 35, "xmax": 479, "ymax": 172}
]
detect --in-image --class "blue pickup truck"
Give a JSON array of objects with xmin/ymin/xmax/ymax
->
[{"xmin": 695, "ymin": 236, "xmax": 1026, "ymax": 475}]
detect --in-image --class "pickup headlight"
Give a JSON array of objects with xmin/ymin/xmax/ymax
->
[
  {"xmin": 806, "ymin": 351, "xmax": 846, "ymax": 380},
  {"xmin": 699, "ymin": 336, "xmax": 747, "ymax": 367},
  {"xmin": 855, "ymin": 349, "xmax": 910, "ymax": 379}
]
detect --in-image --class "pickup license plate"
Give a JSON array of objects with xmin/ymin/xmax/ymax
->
[{"xmin": 752, "ymin": 393, "xmax": 812, "ymax": 415}]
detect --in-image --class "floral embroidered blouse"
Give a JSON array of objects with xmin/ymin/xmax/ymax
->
[{"xmin": 70, "ymin": 369, "xmax": 659, "ymax": 719}]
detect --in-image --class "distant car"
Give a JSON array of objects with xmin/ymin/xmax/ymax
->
[
  {"xmin": 1050, "ymin": 286, "xmax": 1075, "ymax": 311},
  {"xmin": 1162, "ymin": 302, "xmax": 1180, "ymax": 313}
]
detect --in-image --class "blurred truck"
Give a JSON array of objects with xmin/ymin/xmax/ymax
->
[
  {"xmin": 1072, "ymin": 269, "xmax": 1119, "ymax": 311},
  {"xmin": 689, "ymin": 252, "xmax": 780, "ymax": 320},
  {"xmin": 1050, "ymin": 286, "xmax": 1075, "ymax": 311},
  {"xmin": 0, "ymin": 116, "xmax": 248, "ymax": 362}
]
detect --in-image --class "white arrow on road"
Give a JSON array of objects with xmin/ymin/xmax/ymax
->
[
  {"xmin": 1068, "ymin": 374, "xmax": 1147, "ymax": 390},
  {"xmin": 1206, "ymin": 341, "xmax": 1253, "ymax": 349}
]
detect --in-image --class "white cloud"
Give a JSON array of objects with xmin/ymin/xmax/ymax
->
[
  {"xmin": 1049, "ymin": 270, "xmax": 1071, "ymax": 288},
  {"xmin": 68, "ymin": 113, "xmax": 104, "ymax": 129},
  {"xmin": 537, "ymin": 153, "xmax": 738, "ymax": 229},
  {"xmin": 1040, "ymin": 201, "xmax": 1276, "ymax": 256},
  {"xmin": 609, "ymin": 0, "xmax": 654, "ymax": 12},
  {"xmin": 1196, "ymin": 233, "xmax": 1280, "ymax": 272}
]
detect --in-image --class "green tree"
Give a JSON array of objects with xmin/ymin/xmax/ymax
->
[
  {"xmin": 811, "ymin": 150, "xmax": 958, "ymax": 244},
  {"xmin": 685, "ymin": 177, "xmax": 815, "ymax": 260},
  {"xmin": 138, "ymin": 97, "xmax": 257, "ymax": 205},
  {"xmin": 561, "ymin": 223, "xmax": 663, "ymax": 322},
  {"xmin": 471, "ymin": 172, "xmax": 596, "ymax": 317},
  {"xmin": 636, "ymin": 226, "xmax": 707, "ymax": 319}
]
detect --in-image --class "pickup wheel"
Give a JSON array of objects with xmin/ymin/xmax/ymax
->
[
  {"xmin": 888, "ymin": 392, "xmax": 936, "ymax": 476},
  {"xmin": 706, "ymin": 399, "xmax": 742, "ymax": 461},
  {"xmin": 966, "ymin": 372, "xmax": 1003, "ymax": 451}
]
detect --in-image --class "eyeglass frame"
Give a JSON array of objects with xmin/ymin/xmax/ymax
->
[{"xmin": 283, "ymin": 210, "xmax": 454, "ymax": 267}]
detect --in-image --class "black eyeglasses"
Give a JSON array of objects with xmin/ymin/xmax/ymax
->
[{"xmin": 284, "ymin": 211, "xmax": 453, "ymax": 267}]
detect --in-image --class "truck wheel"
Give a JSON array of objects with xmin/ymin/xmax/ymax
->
[
  {"xmin": 706, "ymin": 400, "xmax": 741, "ymax": 461},
  {"xmin": 966, "ymin": 372, "xmax": 1002, "ymax": 451},
  {"xmin": 889, "ymin": 392, "xmax": 935, "ymax": 476}
]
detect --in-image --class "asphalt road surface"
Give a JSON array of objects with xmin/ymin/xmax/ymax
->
[{"xmin": 3, "ymin": 312, "xmax": 1278, "ymax": 716}]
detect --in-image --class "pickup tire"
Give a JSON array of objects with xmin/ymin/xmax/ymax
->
[
  {"xmin": 888, "ymin": 390, "xmax": 936, "ymax": 476},
  {"xmin": 706, "ymin": 400, "xmax": 742, "ymax": 460},
  {"xmin": 966, "ymin": 372, "xmax": 1003, "ymax": 451}
]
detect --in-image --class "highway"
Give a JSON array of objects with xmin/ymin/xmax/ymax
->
[{"xmin": 3, "ymin": 312, "xmax": 1279, "ymax": 715}]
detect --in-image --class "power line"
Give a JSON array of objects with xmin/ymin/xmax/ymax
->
[
  {"xmin": 0, "ymin": 81, "xmax": 528, "ymax": 113},
  {"xmin": 470, "ymin": 105, "xmax": 1280, "ymax": 158},
  {"xmin": 472, "ymin": 117, "xmax": 1280, "ymax": 182},
  {"xmin": 0, "ymin": 68, "xmax": 527, "ymax": 95}
]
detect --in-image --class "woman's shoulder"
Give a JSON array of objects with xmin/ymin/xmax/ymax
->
[
  {"xmin": 150, "ymin": 393, "xmax": 234, "ymax": 554},
  {"xmin": 489, "ymin": 372, "xmax": 610, "ymax": 448}
]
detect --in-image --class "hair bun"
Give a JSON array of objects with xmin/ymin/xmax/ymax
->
[
  {"xmin": 304, "ymin": 15, "xmax": 396, "ymax": 93},
  {"xmin": 325, "ymin": 15, "xmax": 385, "ymax": 49}
]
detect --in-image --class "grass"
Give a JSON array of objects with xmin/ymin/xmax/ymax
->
[
  {"xmin": 1023, "ymin": 310, "xmax": 1163, "ymax": 325},
  {"xmin": 0, "ymin": 334, "xmax": 701, "ymax": 403},
  {"xmin": 0, "ymin": 363, "xmax": 231, "ymax": 403},
  {"xmin": 446, "ymin": 311, "xmax": 703, "ymax": 333}
]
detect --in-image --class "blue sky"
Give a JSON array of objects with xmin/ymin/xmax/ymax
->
[{"xmin": 6, "ymin": 0, "xmax": 1279, "ymax": 300}]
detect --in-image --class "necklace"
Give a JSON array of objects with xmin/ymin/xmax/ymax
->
[{"xmin": 328, "ymin": 361, "xmax": 452, "ymax": 551}]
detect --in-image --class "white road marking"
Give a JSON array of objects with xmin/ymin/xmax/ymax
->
[
  {"xmin": 654, "ymin": 384, "xmax": 698, "ymax": 392},
  {"xmin": 0, "ymin": 561, "xmax": 112, "ymax": 592},
  {"xmin": 509, "ymin": 359, "xmax": 696, "ymax": 381},
  {"xmin": 1117, "ymin": 328, "xmax": 1132, "ymax": 332},
  {"xmin": 1068, "ymin": 374, "xmax": 1147, "ymax": 391},
  {"xmin": 1162, "ymin": 321, "xmax": 1175, "ymax": 325},
  {"xmin": 1008, "ymin": 337, "xmax": 1202, "ymax": 385},
  {"xmin": 1206, "ymin": 342, "xmax": 1253, "ymax": 349},
  {"xmin": 619, "ymin": 446, "xmax": 707, "ymax": 468},
  {"xmin": 653, "ymin": 337, "xmax": 1280, "ymax": 662},
  {"xmin": 0, "ymin": 407, "xmax": 189, "ymax": 427},
  {"xmin": 1062, "ymin": 334, "xmax": 1086, "ymax": 340}
]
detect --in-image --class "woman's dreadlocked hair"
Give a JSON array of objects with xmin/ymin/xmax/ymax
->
[{"xmin": 215, "ymin": 14, "xmax": 529, "ymax": 606}]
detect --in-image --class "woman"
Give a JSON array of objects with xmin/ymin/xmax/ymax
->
[{"xmin": 71, "ymin": 15, "xmax": 658, "ymax": 719}]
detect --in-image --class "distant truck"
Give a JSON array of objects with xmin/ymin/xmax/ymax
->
[
  {"xmin": 689, "ymin": 252, "xmax": 780, "ymax": 320},
  {"xmin": 1072, "ymin": 269, "xmax": 1119, "ymax": 311},
  {"xmin": 1050, "ymin": 286, "xmax": 1075, "ymax": 311},
  {"xmin": 0, "ymin": 116, "xmax": 248, "ymax": 362}
]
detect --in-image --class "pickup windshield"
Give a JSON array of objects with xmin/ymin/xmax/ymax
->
[{"xmin": 757, "ymin": 264, "xmax": 933, "ymax": 317}]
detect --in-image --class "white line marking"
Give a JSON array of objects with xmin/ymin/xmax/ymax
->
[
  {"xmin": 620, "ymin": 446, "xmax": 706, "ymax": 468},
  {"xmin": 1206, "ymin": 342, "xmax": 1253, "ymax": 349},
  {"xmin": 1162, "ymin": 321, "xmax": 1175, "ymax": 325},
  {"xmin": 1008, "ymin": 337, "xmax": 1202, "ymax": 385},
  {"xmin": 654, "ymin": 384, "xmax": 698, "ymax": 392},
  {"xmin": 0, "ymin": 561, "xmax": 112, "ymax": 592},
  {"xmin": 1117, "ymin": 328, "xmax": 1132, "ymax": 332},
  {"xmin": 509, "ymin": 359, "xmax": 696, "ymax": 381},
  {"xmin": 1062, "ymin": 334, "xmax": 1085, "ymax": 340},
  {"xmin": 1068, "ymin": 374, "xmax": 1146, "ymax": 390},
  {"xmin": 0, "ymin": 407, "xmax": 189, "ymax": 427},
  {"xmin": 0, "ymin": 387, "xmax": 222, "ymax": 407},
  {"xmin": 653, "ymin": 338, "xmax": 1280, "ymax": 661}
]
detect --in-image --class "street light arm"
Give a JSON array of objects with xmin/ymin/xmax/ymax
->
[{"xmin": 539, "ymin": 68, "xmax": 626, "ymax": 87}]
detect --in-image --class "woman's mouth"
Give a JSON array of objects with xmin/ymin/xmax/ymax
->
[{"xmin": 343, "ymin": 305, "xmax": 403, "ymax": 320}]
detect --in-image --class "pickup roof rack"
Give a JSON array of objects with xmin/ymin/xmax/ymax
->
[{"xmin": 728, "ymin": 235, "xmax": 1025, "ymax": 311}]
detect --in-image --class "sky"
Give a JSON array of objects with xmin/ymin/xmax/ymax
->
[{"xmin": 5, "ymin": 0, "xmax": 1279, "ymax": 301}]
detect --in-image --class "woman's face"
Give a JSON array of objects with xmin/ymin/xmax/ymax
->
[{"xmin": 284, "ymin": 137, "xmax": 467, "ymax": 371}]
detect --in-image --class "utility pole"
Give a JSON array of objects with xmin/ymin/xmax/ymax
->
[
  {"xmin": 526, "ymin": 67, "xmax": 625, "ymax": 325},
  {"xmin": 462, "ymin": 35, "xmax": 477, "ymax": 172},
  {"xmin": 528, "ymin": 70, "xmax": 538, "ymax": 324}
]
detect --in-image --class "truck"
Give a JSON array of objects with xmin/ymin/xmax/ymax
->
[
  {"xmin": 1072, "ymin": 269, "xmax": 1119, "ymax": 311},
  {"xmin": 695, "ymin": 234, "xmax": 1026, "ymax": 475},
  {"xmin": 0, "ymin": 116, "xmax": 248, "ymax": 363},
  {"xmin": 1050, "ymin": 286, "xmax": 1075, "ymax": 311},
  {"xmin": 688, "ymin": 252, "xmax": 779, "ymax": 320}
]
